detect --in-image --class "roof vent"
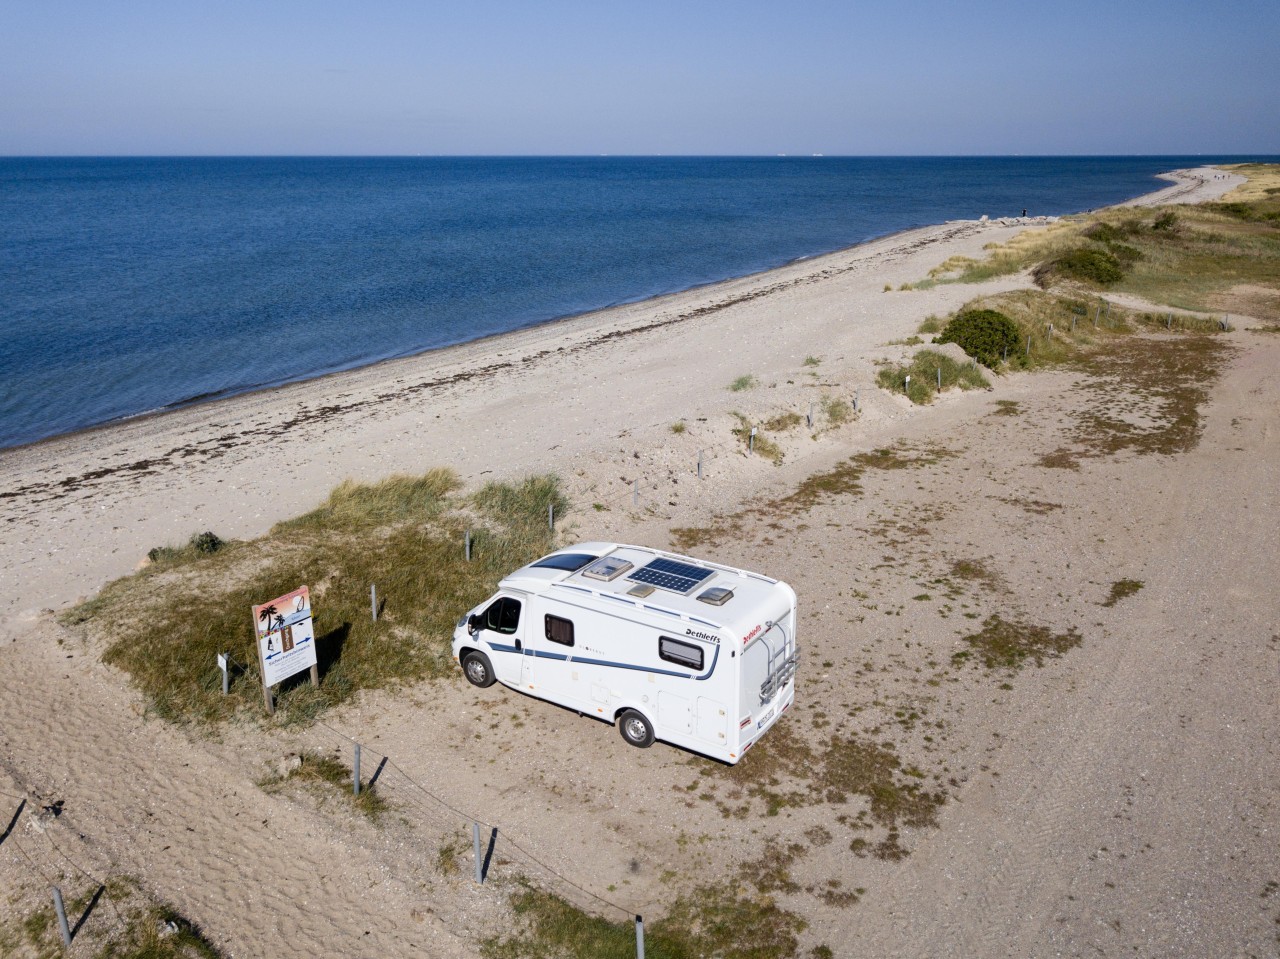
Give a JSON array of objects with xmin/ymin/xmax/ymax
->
[
  {"xmin": 697, "ymin": 587, "xmax": 734, "ymax": 606},
  {"xmin": 626, "ymin": 583, "xmax": 656, "ymax": 598},
  {"xmin": 582, "ymin": 556, "xmax": 633, "ymax": 582}
]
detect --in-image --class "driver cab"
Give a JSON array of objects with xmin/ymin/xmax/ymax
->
[{"xmin": 468, "ymin": 593, "xmax": 526, "ymax": 683}]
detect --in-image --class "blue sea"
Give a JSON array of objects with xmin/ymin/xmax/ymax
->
[{"xmin": 0, "ymin": 156, "xmax": 1270, "ymax": 450}]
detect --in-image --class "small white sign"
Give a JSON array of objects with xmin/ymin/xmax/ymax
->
[
  {"xmin": 253, "ymin": 586, "xmax": 318, "ymax": 688},
  {"xmin": 217, "ymin": 653, "xmax": 227, "ymax": 672}
]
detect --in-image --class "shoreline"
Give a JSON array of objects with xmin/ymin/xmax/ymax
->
[
  {"xmin": 0, "ymin": 217, "xmax": 988, "ymax": 456},
  {"xmin": 0, "ymin": 165, "xmax": 1228, "ymax": 455},
  {"xmin": 0, "ymin": 166, "xmax": 1241, "ymax": 632}
]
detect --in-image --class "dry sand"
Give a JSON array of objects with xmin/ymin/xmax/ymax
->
[{"xmin": 3, "ymin": 165, "xmax": 1276, "ymax": 958}]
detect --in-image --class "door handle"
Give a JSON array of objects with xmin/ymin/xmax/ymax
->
[{"xmin": 515, "ymin": 639, "xmax": 523, "ymax": 652}]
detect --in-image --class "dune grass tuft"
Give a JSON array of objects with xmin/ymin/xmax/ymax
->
[{"xmin": 876, "ymin": 350, "xmax": 990, "ymax": 404}]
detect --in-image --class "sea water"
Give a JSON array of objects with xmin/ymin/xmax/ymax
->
[{"xmin": 0, "ymin": 155, "xmax": 1265, "ymax": 449}]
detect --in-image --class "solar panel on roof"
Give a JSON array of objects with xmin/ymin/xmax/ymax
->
[{"xmin": 626, "ymin": 557, "xmax": 714, "ymax": 595}]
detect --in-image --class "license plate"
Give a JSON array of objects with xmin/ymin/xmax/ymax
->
[{"xmin": 757, "ymin": 707, "xmax": 775, "ymax": 729}]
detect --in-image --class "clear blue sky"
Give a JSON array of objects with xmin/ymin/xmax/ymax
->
[{"xmin": 3, "ymin": 0, "xmax": 1277, "ymax": 155}]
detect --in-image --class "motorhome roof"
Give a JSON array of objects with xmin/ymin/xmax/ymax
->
[{"xmin": 501, "ymin": 543, "xmax": 787, "ymax": 638}]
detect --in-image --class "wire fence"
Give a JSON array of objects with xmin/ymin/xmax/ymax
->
[
  {"xmin": 0, "ymin": 709, "xmax": 646, "ymax": 957},
  {"xmin": 0, "ymin": 786, "xmax": 135, "ymax": 950}
]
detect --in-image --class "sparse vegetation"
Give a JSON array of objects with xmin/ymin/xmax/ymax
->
[
  {"xmin": 728, "ymin": 374, "xmax": 758, "ymax": 392},
  {"xmin": 2, "ymin": 878, "xmax": 223, "ymax": 959},
  {"xmin": 952, "ymin": 615, "xmax": 1082, "ymax": 671},
  {"xmin": 1101, "ymin": 579, "xmax": 1144, "ymax": 608},
  {"xmin": 820, "ymin": 394, "xmax": 853, "ymax": 427},
  {"xmin": 876, "ymin": 349, "xmax": 990, "ymax": 404},
  {"xmin": 923, "ymin": 177, "xmax": 1280, "ymax": 322},
  {"xmin": 762, "ymin": 411, "xmax": 804, "ymax": 432},
  {"xmin": 1033, "ymin": 248, "xmax": 1125, "ymax": 288},
  {"xmin": 147, "ymin": 530, "xmax": 228, "ymax": 565},
  {"xmin": 97, "ymin": 903, "xmax": 225, "ymax": 959},
  {"xmin": 672, "ymin": 443, "xmax": 952, "ymax": 551},
  {"xmin": 62, "ymin": 471, "xmax": 565, "ymax": 727},
  {"xmin": 803, "ymin": 355, "xmax": 821, "ymax": 367},
  {"xmin": 917, "ymin": 315, "xmax": 945, "ymax": 334},
  {"xmin": 259, "ymin": 751, "xmax": 389, "ymax": 821},
  {"xmin": 731, "ymin": 413, "xmax": 784, "ymax": 465},
  {"xmin": 484, "ymin": 875, "xmax": 807, "ymax": 959},
  {"xmin": 670, "ymin": 421, "xmax": 686, "ymax": 434}
]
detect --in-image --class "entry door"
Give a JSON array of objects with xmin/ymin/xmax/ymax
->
[{"xmin": 523, "ymin": 610, "xmax": 576, "ymax": 692}]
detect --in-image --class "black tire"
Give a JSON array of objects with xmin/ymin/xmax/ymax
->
[
  {"xmin": 461, "ymin": 651, "xmax": 496, "ymax": 688},
  {"xmin": 618, "ymin": 709, "xmax": 655, "ymax": 748}
]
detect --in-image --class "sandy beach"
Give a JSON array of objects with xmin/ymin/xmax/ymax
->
[{"xmin": 3, "ymin": 165, "xmax": 1276, "ymax": 958}]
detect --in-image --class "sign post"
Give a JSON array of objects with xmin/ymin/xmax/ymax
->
[{"xmin": 252, "ymin": 586, "xmax": 319, "ymax": 715}]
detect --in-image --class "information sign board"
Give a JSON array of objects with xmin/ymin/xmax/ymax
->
[{"xmin": 252, "ymin": 586, "xmax": 318, "ymax": 689}]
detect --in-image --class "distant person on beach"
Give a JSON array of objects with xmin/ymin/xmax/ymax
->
[{"xmin": 1022, "ymin": 209, "xmax": 1027, "ymax": 217}]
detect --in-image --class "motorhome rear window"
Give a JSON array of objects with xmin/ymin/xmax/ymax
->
[
  {"xmin": 658, "ymin": 636, "xmax": 704, "ymax": 670},
  {"xmin": 531, "ymin": 553, "xmax": 598, "ymax": 572},
  {"xmin": 545, "ymin": 614, "xmax": 575, "ymax": 647}
]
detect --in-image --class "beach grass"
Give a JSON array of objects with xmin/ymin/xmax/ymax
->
[
  {"xmin": 3, "ymin": 878, "xmax": 224, "ymax": 959},
  {"xmin": 876, "ymin": 349, "xmax": 990, "ymax": 404},
  {"xmin": 731, "ymin": 413, "xmax": 785, "ymax": 464},
  {"xmin": 482, "ymin": 881, "xmax": 810, "ymax": 959},
  {"xmin": 62, "ymin": 471, "xmax": 564, "ymax": 727},
  {"xmin": 259, "ymin": 751, "xmax": 390, "ymax": 821},
  {"xmin": 922, "ymin": 170, "xmax": 1280, "ymax": 321}
]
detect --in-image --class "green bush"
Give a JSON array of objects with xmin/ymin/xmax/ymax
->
[
  {"xmin": 1152, "ymin": 211, "xmax": 1178, "ymax": 231},
  {"xmin": 190, "ymin": 531, "xmax": 224, "ymax": 554},
  {"xmin": 1033, "ymin": 249, "xmax": 1125, "ymax": 288},
  {"xmin": 1105, "ymin": 242, "xmax": 1142, "ymax": 267},
  {"xmin": 876, "ymin": 349, "xmax": 991, "ymax": 404},
  {"xmin": 1209, "ymin": 201, "xmax": 1280, "ymax": 224},
  {"xmin": 936, "ymin": 309, "xmax": 1021, "ymax": 367}
]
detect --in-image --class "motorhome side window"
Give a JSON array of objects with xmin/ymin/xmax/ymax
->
[
  {"xmin": 484, "ymin": 597, "xmax": 521, "ymax": 634},
  {"xmin": 658, "ymin": 636, "xmax": 704, "ymax": 670},
  {"xmin": 545, "ymin": 614, "xmax": 574, "ymax": 647}
]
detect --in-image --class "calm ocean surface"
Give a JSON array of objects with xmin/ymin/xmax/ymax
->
[{"xmin": 0, "ymin": 156, "xmax": 1267, "ymax": 449}]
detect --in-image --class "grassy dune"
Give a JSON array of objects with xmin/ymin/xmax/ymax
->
[
  {"xmin": 921, "ymin": 164, "xmax": 1280, "ymax": 323},
  {"xmin": 62, "ymin": 471, "xmax": 566, "ymax": 726}
]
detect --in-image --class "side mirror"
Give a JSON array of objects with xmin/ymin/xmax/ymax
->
[{"xmin": 467, "ymin": 614, "xmax": 481, "ymax": 635}]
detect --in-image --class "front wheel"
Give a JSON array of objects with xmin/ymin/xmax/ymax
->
[
  {"xmin": 461, "ymin": 651, "xmax": 496, "ymax": 688},
  {"xmin": 618, "ymin": 709, "xmax": 655, "ymax": 748}
]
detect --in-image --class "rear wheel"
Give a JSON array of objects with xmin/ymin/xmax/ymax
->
[
  {"xmin": 618, "ymin": 709, "xmax": 655, "ymax": 748},
  {"xmin": 461, "ymin": 651, "xmax": 496, "ymax": 688}
]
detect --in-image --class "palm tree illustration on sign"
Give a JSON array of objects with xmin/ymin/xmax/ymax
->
[{"xmin": 258, "ymin": 604, "xmax": 278, "ymax": 653}]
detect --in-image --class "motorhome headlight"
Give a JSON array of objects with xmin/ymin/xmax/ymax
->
[{"xmin": 456, "ymin": 614, "xmax": 469, "ymax": 629}]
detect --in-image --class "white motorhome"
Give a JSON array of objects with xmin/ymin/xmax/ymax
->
[{"xmin": 451, "ymin": 542, "xmax": 798, "ymax": 764}]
